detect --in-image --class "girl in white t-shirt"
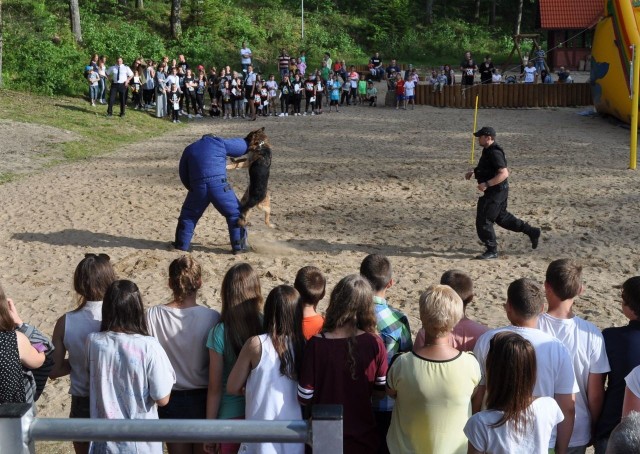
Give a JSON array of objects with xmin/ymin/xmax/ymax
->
[
  {"xmin": 86, "ymin": 280, "xmax": 175, "ymax": 454},
  {"xmin": 404, "ymin": 78, "xmax": 416, "ymax": 110},
  {"xmin": 50, "ymin": 253, "xmax": 116, "ymax": 454},
  {"xmin": 227, "ymin": 285, "xmax": 306, "ymax": 454},
  {"xmin": 147, "ymin": 256, "xmax": 220, "ymax": 454},
  {"xmin": 464, "ymin": 331, "xmax": 564, "ymax": 454},
  {"xmin": 492, "ymin": 69, "xmax": 503, "ymax": 84}
]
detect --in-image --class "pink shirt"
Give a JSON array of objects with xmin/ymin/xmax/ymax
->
[{"xmin": 414, "ymin": 317, "xmax": 489, "ymax": 352}]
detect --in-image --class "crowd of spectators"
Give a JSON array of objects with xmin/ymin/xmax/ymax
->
[
  {"xmin": 2, "ymin": 254, "xmax": 640, "ymax": 454},
  {"xmin": 84, "ymin": 46, "xmax": 577, "ymax": 121}
]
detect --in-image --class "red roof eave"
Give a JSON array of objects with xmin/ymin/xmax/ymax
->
[{"xmin": 539, "ymin": 0, "xmax": 603, "ymax": 30}]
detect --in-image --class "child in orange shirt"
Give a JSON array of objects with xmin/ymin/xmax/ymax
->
[
  {"xmin": 294, "ymin": 266, "xmax": 326, "ymax": 340},
  {"xmin": 395, "ymin": 72, "xmax": 406, "ymax": 110}
]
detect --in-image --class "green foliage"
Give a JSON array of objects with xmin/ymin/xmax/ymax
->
[
  {"xmin": 388, "ymin": 19, "xmax": 512, "ymax": 65},
  {"xmin": 3, "ymin": 0, "xmax": 87, "ymax": 95},
  {"xmin": 2, "ymin": 0, "xmax": 526, "ymax": 96},
  {"xmin": 81, "ymin": 11, "xmax": 168, "ymax": 63}
]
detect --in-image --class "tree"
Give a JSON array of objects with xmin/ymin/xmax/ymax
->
[
  {"xmin": 171, "ymin": 0, "xmax": 182, "ymax": 39},
  {"xmin": 0, "ymin": 0, "xmax": 3, "ymax": 89},
  {"xmin": 69, "ymin": 0, "xmax": 82, "ymax": 43},
  {"xmin": 489, "ymin": 0, "xmax": 496, "ymax": 26},
  {"xmin": 190, "ymin": 0, "xmax": 204, "ymax": 26},
  {"xmin": 514, "ymin": 0, "xmax": 523, "ymax": 35},
  {"xmin": 136, "ymin": 0, "xmax": 144, "ymax": 8},
  {"xmin": 425, "ymin": 0, "xmax": 434, "ymax": 24}
]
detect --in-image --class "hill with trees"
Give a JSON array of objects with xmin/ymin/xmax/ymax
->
[{"xmin": 0, "ymin": 0, "xmax": 539, "ymax": 96}]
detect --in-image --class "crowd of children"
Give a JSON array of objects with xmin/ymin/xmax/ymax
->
[
  {"xmin": 3, "ymin": 254, "xmax": 640, "ymax": 454},
  {"xmin": 85, "ymin": 52, "xmax": 386, "ymax": 123},
  {"xmin": 85, "ymin": 47, "xmax": 580, "ymax": 122}
]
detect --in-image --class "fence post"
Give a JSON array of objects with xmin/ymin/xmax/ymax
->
[
  {"xmin": 0, "ymin": 403, "xmax": 35, "ymax": 454},
  {"xmin": 311, "ymin": 404, "xmax": 343, "ymax": 454}
]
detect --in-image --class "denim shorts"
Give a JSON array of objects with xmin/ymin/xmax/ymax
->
[{"xmin": 158, "ymin": 388, "xmax": 208, "ymax": 419}]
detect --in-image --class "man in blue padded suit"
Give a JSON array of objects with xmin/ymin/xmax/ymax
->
[{"xmin": 174, "ymin": 133, "xmax": 251, "ymax": 254}]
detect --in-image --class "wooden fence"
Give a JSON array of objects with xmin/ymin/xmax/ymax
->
[{"xmin": 386, "ymin": 83, "xmax": 593, "ymax": 108}]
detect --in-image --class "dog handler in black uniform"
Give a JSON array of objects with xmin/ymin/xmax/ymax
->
[{"xmin": 465, "ymin": 126, "xmax": 541, "ymax": 259}]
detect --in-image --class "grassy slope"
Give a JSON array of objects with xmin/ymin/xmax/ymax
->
[{"xmin": 0, "ymin": 89, "xmax": 177, "ymax": 183}]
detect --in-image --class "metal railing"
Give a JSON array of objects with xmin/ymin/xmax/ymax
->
[{"xmin": 0, "ymin": 403, "xmax": 343, "ymax": 453}]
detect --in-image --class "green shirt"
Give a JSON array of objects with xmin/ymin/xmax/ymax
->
[{"xmin": 206, "ymin": 323, "xmax": 245, "ymax": 419}]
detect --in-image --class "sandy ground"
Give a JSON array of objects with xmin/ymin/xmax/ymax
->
[{"xmin": 0, "ymin": 91, "xmax": 637, "ymax": 450}]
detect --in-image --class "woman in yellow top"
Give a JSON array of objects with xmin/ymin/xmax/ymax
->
[{"xmin": 386, "ymin": 284, "xmax": 481, "ymax": 454}]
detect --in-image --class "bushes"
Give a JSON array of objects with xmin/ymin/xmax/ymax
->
[
  {"xmin": 3, "ymin": 1, "xmax": 87, "ymax": 95},
  {"xmin": 377, "ymin": 19, "xmax": 512, "ymax": 66},
  {"xmin": 2, "ymin": 0, "xmax": 514, "ymax": 96}
]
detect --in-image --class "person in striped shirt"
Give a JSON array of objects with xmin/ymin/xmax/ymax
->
[{"xmin": 360, "ymin": 254, "xmax": 412, "ymax": 454}]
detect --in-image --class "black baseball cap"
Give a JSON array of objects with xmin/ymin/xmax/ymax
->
[{"xmin": 474, "ymin": 126, "xmax": 496, "ymax": 138}]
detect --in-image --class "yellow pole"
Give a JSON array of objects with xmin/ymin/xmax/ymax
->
[
  {"xmin": 471, "ymin": 95, "xmax": 479, "ymax": 164},
  {"xmin": 630, "ymin": 44, "xmax": 639, "ymax": 170}
]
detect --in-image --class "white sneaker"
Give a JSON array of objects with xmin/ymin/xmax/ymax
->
[
  {"xmin": 196, "ymin": 114, "xmax": 203, "ymax": 118},
  {"xmin": 278, "ymin": 113, "xmax": 285, "ymax": 117},
  {"xmin": 285, "ymin": 113, "xmax": 289, "ymax": 116},
  {"xmin": 311, "ymin": 112, "xmax": 316, "ymax": 116},
  {"xmin": 188, "ymin": 114, "xmax": 193, "ymax": 119},
  {"xmin": 303, "ymin": 112, "xmax": 307, "ymax": 116}
]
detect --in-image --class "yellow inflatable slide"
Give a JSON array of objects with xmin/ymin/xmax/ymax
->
[{"xmin": 591, "ymin": 0, "xmax": 640, "ymax": 124}]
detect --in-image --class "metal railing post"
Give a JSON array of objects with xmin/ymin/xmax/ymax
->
[
  {"xmin": 311, "ymin": 405, "xmax": 343, "ymax": 454},
  {"xmin": 0, "ymin": 403, "xmax": 35, "ymax": 454},
  {"xmin": 5, "ymin": 404, "xmax": 341, "ymax": 450}
]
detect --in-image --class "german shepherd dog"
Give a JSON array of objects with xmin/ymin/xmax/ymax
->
[{"xmin": 227, "ymin": 127, "xmax": 275, "ymax": 228}]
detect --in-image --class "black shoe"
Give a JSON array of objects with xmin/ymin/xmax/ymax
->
[
  {"xmin": 528, "ymin": 228, "xmax": 541, "ymax": 249},
  {"xmin": 476, "ymin": 250, "xmax": 498, "ymax": 260},
  {"xmin": 232, "ymin": 247, "xmax": 250, "ymax": 255}
]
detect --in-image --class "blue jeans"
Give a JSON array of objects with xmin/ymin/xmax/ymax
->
[
  {"xmin": 98, "ymin": 77, "xmax": 106, "ymax": 101},
  {"xmin": 89, "ymin": 85, "xmax": 99, "ymax": 102}
]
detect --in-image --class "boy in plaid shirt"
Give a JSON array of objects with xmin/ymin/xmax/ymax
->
[{"xmin": 360, "ymin": 254, "xmax": 412, "ymax": 454}]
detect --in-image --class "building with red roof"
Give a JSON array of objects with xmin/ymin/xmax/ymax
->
[{"xmin": 539, "ymin": 0, "xmax": 603, "ymax": 69}]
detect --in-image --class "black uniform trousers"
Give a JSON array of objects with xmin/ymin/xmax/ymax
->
[
  {"xmin": 476, "ymin": 186, "xmax": 526, "ymax": 252},
  {"xmin": 107, "ymin": 82, "xmax": 127, "ymax": 116}
]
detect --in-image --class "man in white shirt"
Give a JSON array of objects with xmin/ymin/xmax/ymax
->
[
  {"xmin": 521, "ymin": 60, "xmax": 538, "ymax": 84},
  {"xmin": 166, "ymin": 66, "xmax": 180, "ymax": 89},
  {"xmin": 473, "ymin": 278, "xmax": 578, "ymax": 454},
  {"xmin": 106, "ymin": 56, "xmax": 133, "ymax": 117},
  {"xmin": 538, "ymin": 259, "xmax": 610, "ymax": 454},
  {"xmin": 240, "ymin": 41, "xmax": 252, "ymax": 73}
]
